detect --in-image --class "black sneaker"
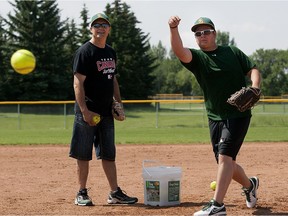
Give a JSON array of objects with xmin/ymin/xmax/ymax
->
[
  {"xmin": 242, "ymin": 176, "xmax": 259, "ymax": 208},
  {"xmin": 74, "ymin": 188, "xmax": 94, "ymax": 206},
  {"xmin": 194, "ymin": 199, "xmax": 226, "ymax": 216},
  {"xmin": 107, "ymin": 187, "xmax": 138, "ymax": 204}
]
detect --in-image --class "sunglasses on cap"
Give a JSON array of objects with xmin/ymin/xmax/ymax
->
[
  {"xmin": 92, "ymin": 23, "xmax": 110, "ymax": 29},
  {"xmin": 194, "ymin": 29, "xmax": 214, "ymax": 37}
]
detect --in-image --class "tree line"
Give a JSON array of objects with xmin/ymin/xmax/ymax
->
[{"xmin": 0, "ymin": 0, "xmax": 287, "ymax": 101}]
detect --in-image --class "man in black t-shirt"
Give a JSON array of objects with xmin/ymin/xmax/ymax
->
[{"xmin": 69, "ymin": 13, "xmax": 138, "ymax": 206}]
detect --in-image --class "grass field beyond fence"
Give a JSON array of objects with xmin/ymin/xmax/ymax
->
[{"xmin": 0, "ymin": 103, "xmax": 287, "ymax": 145}]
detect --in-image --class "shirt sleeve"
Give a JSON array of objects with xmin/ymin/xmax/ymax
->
[
  {"xmin": 229, "ymin": 46, "xmax": 256, "ymax": 75},
  {"xmin": 73, "ymin": 47, "xmax": 90, "ymax": 76}
]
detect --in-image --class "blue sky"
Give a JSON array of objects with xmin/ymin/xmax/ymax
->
[{"xmin": 1, "ymin": 0, "xmax": 287, "ymax": 55}]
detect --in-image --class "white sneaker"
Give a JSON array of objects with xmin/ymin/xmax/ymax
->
[
  {"xmin": 194, "ymin": 199, "xmax": 226, "ymax": 216},
  {"xmin": 242, "ymin": 176, "xmax": 259, "ymax": 208},
  {"xmin": 74, "ymin": 188, "xmax": 94, "ymax": 206}
]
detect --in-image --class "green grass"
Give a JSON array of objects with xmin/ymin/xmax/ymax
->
[{"xmin": 0, "ymin": 104, "xmax": 287, "ymax": 145}]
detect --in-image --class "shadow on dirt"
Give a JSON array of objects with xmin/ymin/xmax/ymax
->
[
  {"xmin": 253, "ymin": 206, "xmax": 288, "ymax": 215},
  {"xmin": 121, "ymin": 201, "xmax": 209, "ymax": 209}
]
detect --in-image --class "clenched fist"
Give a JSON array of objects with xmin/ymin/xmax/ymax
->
[{"xmin": 168, "ymin": 16, "xmax": 181, "ymax": 28}]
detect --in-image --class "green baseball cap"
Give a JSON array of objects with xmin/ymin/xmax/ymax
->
[
  {"xmin": 191, "ymin": 17, "xmax": 215, "ymax": 32},
  {"xmin": 90, "ymin": 13, "xmax": 110, "ymax": 27}
]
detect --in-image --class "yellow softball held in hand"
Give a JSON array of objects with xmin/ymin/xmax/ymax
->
[
  {"xmin": 210, "ymin": 181, "xmax": 216, "ymax": 191},
  {"xmin": 92, "ymin": 115, "xmax": 101, "ymax": 125}
]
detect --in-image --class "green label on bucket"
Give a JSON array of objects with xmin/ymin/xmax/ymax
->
[
  {"xmin": 146, "ymin": 181, "xmax": 160, "ymax": 202},
  {"xmin": 168, "ymin": 181, "xmax": 180, "ymax": 202}
]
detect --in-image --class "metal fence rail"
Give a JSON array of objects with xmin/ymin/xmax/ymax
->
[{"xmin": 0, "ymin": 99, "xmax": 287, "ymax": 129}]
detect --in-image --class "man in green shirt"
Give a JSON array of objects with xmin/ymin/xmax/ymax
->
[{"xmin": 169, "ymin": 16, "xmax": 262, "ymax": 216}]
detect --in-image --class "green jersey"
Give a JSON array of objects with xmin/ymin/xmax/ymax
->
[{"xmin": 181, "ymin": 45, "xmax": 256, "ymax": 120}]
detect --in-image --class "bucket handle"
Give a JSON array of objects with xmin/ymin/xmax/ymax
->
[{"xmin": 142, "ymin": 160, "xmax": 159, "ymax": 177}]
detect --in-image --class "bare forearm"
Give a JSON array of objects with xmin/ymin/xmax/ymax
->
[
  {"xmin": 73, "ymin": 74, "xmax": 99, "ymax": 126},
  {"xmin": 74, "ymin": 83, "xmax": 88, "ymax": 113},
  {"xmin": 249, "ymin": 68, "xmax": 262, "ymax": 89},
  {"xmin": 113, "ymin": 77, "xmax": 122, "ymax": 103},
  {"xmin": 170, "ymin": 28, "xmax": 186, "ymax": 58},
  {"xmin": 168, "ymin": 16, "xmax": 192, "ymax": 63}
]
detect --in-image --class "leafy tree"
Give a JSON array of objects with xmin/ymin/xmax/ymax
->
[
  {"xmin": 0, "ymin": 17, "xmax": 11, "ymax": 100},
  {"xmin": 1, "ymin": 0, "xmax": 74, "ymax": 100},
  {"xmin": 150, "ymin": 41, "xmax": 166, "ymax": 61},
  {"xmin": 190, "ymin": 73, "xmax": 203, "ymax": 96},
  {"xmin": 78, "ymin": 4, "xmax": 90, "ymax": 45},
  {"xmin": 150, "ymin": 43, "xmax": 195, "ymax": 95},
  {"xmin": 1, "ymin": 0, "xmax": 286, "ymax": 101},
  {"xmin": 216, "ymin": 30, "xmax": 236, "ymax": 46},
  {"xmin": 161, "ymin": 56, "xmax": 187, "ymax": 94},
  {"xmin": 149, "ymin": 41, "xmax": 166, "ymax": 94},
  {"xmin": 64, "ymin": 4, "xmax": 91, "ymax": 86},
  {"xmin": 104, "ymin": 0, "xmax": 155, "ymax": 99},
  {"xmin": 174, "ymin": 68, "xmax": 194, "ymax": 95},
  {"xmin": 251, "ymin": 49, "xmax": 288, "ymax": 96},
  {"xmin": 65, "ymin": 19, "xmax": 79, "ymax": 54}
]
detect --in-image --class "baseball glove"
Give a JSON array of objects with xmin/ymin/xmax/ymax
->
[
  {"xmin": 112, "ymin": 99, "xmax": 125, "ymax": 121},
  {"xmin": 227, "ymin": 87, "xmax": 261, "ymax": 112}
]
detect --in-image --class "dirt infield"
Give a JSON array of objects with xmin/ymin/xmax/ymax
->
[{"xmin": 1, "ymin": 143, "xmax": 288, "ymax": 215}]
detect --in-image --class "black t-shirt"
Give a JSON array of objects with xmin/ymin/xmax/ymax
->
[{"xmin": 73, "ymin": 42, "xmax": 117, "ymax": 116}]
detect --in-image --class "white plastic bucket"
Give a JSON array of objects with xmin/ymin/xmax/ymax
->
[{"xmin": 142, "ymin": 160, "xmax": 182, "ymax": 206}]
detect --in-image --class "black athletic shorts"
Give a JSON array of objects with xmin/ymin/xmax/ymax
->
[{"xmin": 209, "ymin": 116, "xmax": 251, "ymax": 163}]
